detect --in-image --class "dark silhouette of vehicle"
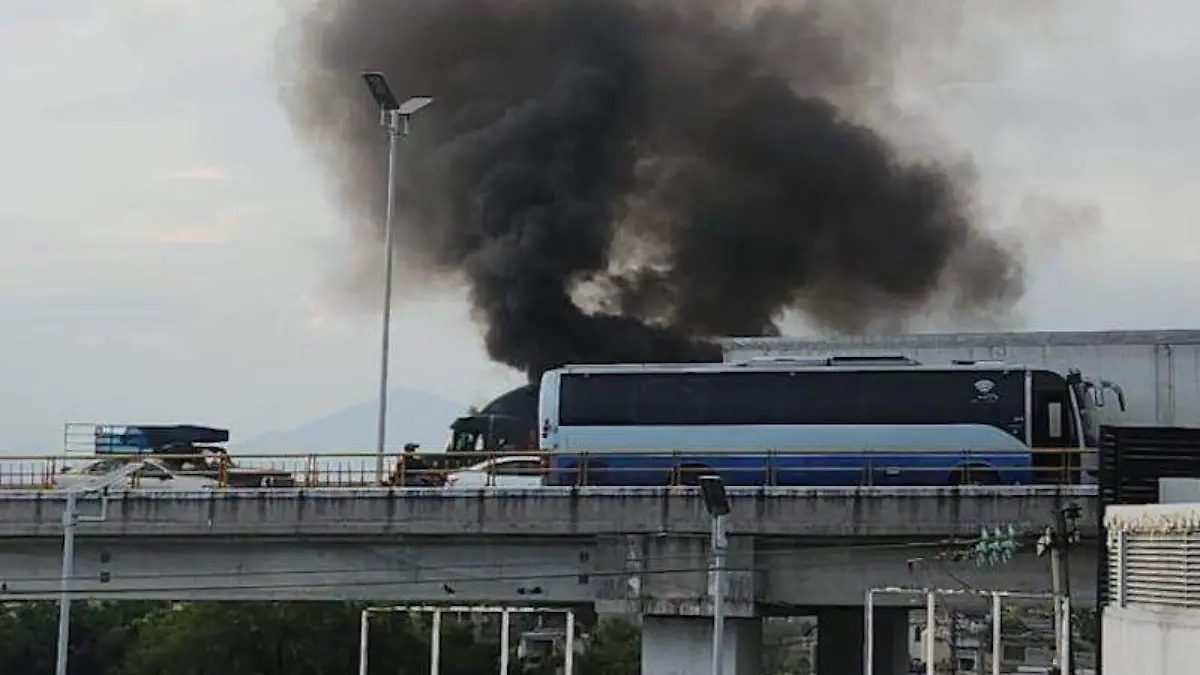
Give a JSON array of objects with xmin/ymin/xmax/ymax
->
[{"xmin": 444, "ymin": 384, "xmax": 539, "ymax": 470}]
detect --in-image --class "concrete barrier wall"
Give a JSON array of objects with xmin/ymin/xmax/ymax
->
[
  {"xmin": 0, "ymin": 486, "xmax": 1099, "ymax": 539},
  {"xmin": 1102, "ymin": 605, "xmax": 1200, "ymax": 675}
]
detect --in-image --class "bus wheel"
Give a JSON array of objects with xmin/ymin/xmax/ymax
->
[
  {"xmin": 953, "ymin": 465, "xmax": 1000, "ymax": 486},
  {"xmin": 670, "ymin": 464, "xmax": 714, "ymax": 487}
]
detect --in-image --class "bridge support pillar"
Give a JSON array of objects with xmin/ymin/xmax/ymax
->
[
  {"xmin": 818, "ymin": 607, "xmax": 910, "ymax": 675},
  {"xmin": 641, "ymin": 615, "xmax": 762, "ymax": 675}
]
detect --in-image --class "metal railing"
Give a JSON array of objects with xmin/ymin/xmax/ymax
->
[{"xmin": 0, "ymin": 447, "xmax": 1090, "ymax": 490}]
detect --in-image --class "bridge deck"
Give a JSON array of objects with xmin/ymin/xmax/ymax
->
[{"xmin": 0, "ymin": 485, "xmax": 1099, "ymax": 539}]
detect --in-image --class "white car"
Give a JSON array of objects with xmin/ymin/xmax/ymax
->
[
  {"xmin": 443, "ymin": 455, "xmax": 547, "ymax": 489},
  {"xmin": 54, "ymin": 458, "xmax": 218, "ymax": 492}
]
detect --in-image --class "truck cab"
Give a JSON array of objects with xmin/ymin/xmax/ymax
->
[
  {"xmin": 444, "ymin": 384, "xmax": 540, "ymax": 469},
  {"xmin": 448, "ymin": 413, "xmax": 534, "ymax": 453}
]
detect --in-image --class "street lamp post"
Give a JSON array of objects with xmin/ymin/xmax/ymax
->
[
  {"xmin": 55, "ymin": 464, "xmax": 142, "ymax": 675},
  {"xmin": 699, "ymin": 475, "xmax": 732, "ymax": 675},
  {"xmin": 360, "ymin": 72, "xmax": 434, "ymax": 485}
]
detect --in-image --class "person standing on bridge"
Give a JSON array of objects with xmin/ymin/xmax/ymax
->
[{"xmin": 389, "ymin": 443, "xmax": 438, "ymax": 487}]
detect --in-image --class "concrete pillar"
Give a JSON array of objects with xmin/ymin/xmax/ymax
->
[
  {"xmin": 817, "ymin": 607, "xmax": 910, "ymax": 675},
  {"xmin": 641, "ymin": 615, "xmax": 762, "ymax": 675}
]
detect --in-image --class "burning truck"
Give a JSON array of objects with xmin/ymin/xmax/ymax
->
[{"xmin": 446, "ymin": 384, "xmax": 540, "ymax": 460}]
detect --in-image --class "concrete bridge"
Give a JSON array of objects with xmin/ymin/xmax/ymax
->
[{"xmin": 0, "ymin": 486, "xmax": 1100, "ymax": 675}]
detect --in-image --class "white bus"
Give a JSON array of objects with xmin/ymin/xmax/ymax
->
[{"xmin": 537, "ymin": 357, "xmax": 1104, "ymax": 487}]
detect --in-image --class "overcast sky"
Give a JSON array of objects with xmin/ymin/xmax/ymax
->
[{"xmin": 2, "ymin": 0, "xmax": 1197, "ymax": 450}]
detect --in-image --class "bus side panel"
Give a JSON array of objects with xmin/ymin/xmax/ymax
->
[
  {"xmin": 551, "ymin": 450, "xmax": 1032, "ymax": 487},
  {"xmin": 547, "ymin": 424, "xmax": 1034, "ymax": 487},
  {"xmin": 551, "ymin": 424, "xmax": 1030, "ymax": 450},
  {"xmin": 770, "ymin": 452, "xmax": 870, "ymax": 487},
  {"xmin": 860, "ymin": 450, "xmax": 1034, "ymax": 486},
  {"xmin": 550, "ymin": 452, "xmax": 773, "ymax": 487}
]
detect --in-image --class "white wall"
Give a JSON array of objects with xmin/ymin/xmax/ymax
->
[
  {"xmin": 641, "ymin": 616, "xmax": 762, "ymax": 675},
  {"xmin": 721, "ymin": 332, "xmax": 1200, "ymax": 427},
  {"xmin": 1102, "ymin": 605, "xmax": 1200, "ymax": 675}
]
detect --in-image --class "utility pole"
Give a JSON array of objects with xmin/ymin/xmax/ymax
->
[
  {"xmin": 56, "ymin": 464, "xmax": 141, "ymax": 675},
  {"xmin": 1050, "ymin": 535, "xmax": 1063, "ymax": 661},
  {"xmin": 1038, "ymin": 503, "xmax": 1081, "ymax": 675}
]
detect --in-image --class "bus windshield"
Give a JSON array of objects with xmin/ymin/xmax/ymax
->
[{"xmin": 1071, "ymin": 381, "xmax": 1100, "ymax": 448}]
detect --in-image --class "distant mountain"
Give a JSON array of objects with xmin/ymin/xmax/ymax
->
[
  {"xmin": 0, "ymin": 444, "xmax": 54, "ymax": 456},
  {"xmin": 237, "ymin": 388, "xmax": 469, "ymax": 454}
]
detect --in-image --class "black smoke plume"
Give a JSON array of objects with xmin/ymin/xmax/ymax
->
[{"xmin": 280, "ymin": 0, "xmax": 1024, "ymax": 379}]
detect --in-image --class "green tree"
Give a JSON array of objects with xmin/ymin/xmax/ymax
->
[
  {"xmin": 0, "ymin": 601, "xmax": 57, "ymax": 673},
  {"xmin": 576, "ymin": 618, "xmax": 639, "ymax": 675},
  {"xmin": 0, "ymin": 600, "xmax": 167, "ymax": 675},
  {"xmin": 118, "ymin": 602, "xmax": 502, "ymax": 675},
  {"xmin": 1073, "ymin": 608, "xmax": 1097, "ymax": 645},
  {"xmin": 0, "ymin": 601, "xmax": 645, "ymax": 675}
]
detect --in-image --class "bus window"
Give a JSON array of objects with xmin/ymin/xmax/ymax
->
[
  {"xmin": 1047, "ymin": 402, "xmax": 1063, "ymax": 439},
  {"xmin": 634, "ymin": 375, "xmax": 706, "ymax": 425},
  {"xmin": 560, "ymin": 374, "xmax": 639, "ymax": 426},
  {"xmin": 1031, "ymin": 371, "xmax": 1075, "ymax": 447},
  {"xmin": 1031, "ymin": 370, "xmax": 1080, "ymax": 482},
  {"xmin": 557, "ymin": 368, "xmax": 1030, "ymax": 433}
]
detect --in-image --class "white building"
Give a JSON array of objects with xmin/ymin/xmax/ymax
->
[
  {"xmin": 718, "ymin": 329, "xmax": 1200, "ymax": 428},
  {"xmin": 1103, "ymin": 491, "xmax": 1200, "ymax": 674}
]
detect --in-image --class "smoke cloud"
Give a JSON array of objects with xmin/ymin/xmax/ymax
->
[{"xmin": 279, "ymin": 0, "xmax": 1024, "ymax": 378}]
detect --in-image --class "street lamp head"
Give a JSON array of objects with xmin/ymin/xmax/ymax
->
[
  {"xmin": 361, "ymin": 71, "xmax": 400, "ymax": 111},
  {"xmin": 398, "ymin": 96, "xmax": 435, "ymax": 116},
  {"xmin": 699, "ymin": 475, "xmax": 731, "ymax": 517}
]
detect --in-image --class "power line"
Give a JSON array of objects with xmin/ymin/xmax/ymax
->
[
  {"xmin": 0, "ymin": 536, "xmax": 1024, "ymax": 587},
  {"xmin": 0, "ymin": 563, "xmax": 807, "ymax": 598},
  {"xmin": 0, "ymin": 532, "xmax": 1078, "ymax": 598},
  {"xmin": 0, "ymin": 559, "xmax": 1009, "ymax": 599}
]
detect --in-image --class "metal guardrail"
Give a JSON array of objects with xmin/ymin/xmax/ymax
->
[{"xmin": 0, "ymin": 447, "xmax": 1089, "ymax": 490}]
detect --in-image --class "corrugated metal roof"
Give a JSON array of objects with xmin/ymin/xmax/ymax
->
[
  {"xmin": 1105, "ymin": 503, "xmax": 1200, "ymax": 534},
  {"xmin": 719, "ymin": 329, "xmax": 1200, "ymax": 351}
]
